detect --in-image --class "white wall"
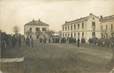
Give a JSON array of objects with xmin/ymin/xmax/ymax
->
[{"xmin": 24, "ymin": 25, "xmax": 49, "ymax": 39}]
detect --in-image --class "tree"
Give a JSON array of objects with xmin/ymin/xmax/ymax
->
[
  {"xmin": 13, "ymin": 26, "xmax": 19, "ymax": 34},
  {"xmin": 46, "ymin": 30, "xmax": 55, "ymax": 37}
]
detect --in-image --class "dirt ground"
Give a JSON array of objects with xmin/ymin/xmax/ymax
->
[{"xmin": 1, "ymin": 43, "xmax": 114, "ymax": 73}]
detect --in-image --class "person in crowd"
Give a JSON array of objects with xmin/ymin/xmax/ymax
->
[
  {"xmin": 81, "ymin": 38, "xmax": 85, "ymax": 44},
  {"xmin": 29, "ymin": 36, "xmax": 33, "ymax": 48},
  {"xmin": 77, "ymin": 38, "xmax": 80, "ymax": 47},
  {"xmin": 25, "ymin": 36, "xmax": 30, "ymax": 47},
  {"xmin": 18, "ymin": 35, "xmax": 22, "ymax": 47}
]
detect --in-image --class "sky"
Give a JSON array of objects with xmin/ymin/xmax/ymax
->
[{"xmin": 0, "ymin": 0, "xmax": 114, "ymax": 34}]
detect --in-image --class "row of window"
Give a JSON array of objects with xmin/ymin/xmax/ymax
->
[
  {"xmin": 29, "ymin": 27, "xmax": 47, "ymax": 32},
  {"xmin": 101, "ymin": 24, "xmax": 113, "ymax": 31},
  {"xmin": 63, "ymin": 21, "xmax": 96, "ymax": 31},
  {"xmin": 63, "ymin": 32, "xmax": 96, "ymax": 38},
  {"xmin": 63, "ymin": 22, "xmax": 85, "ymax": 31},
  {"xmin": 63, "ymin": 32, "xmax": 85, "ymax": 38},
  {"xmin": 101, "ymin": 32, "xmax": 114, "ymax": 38}
]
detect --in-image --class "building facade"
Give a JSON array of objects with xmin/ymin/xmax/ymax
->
[
  {"xmin": 62, "ymin": 13, "xmax": 101, "ymax": 42},
  {"xmin": 62, "ymin": 13, "xmax": 114, "ymax": 42},
  {"xmin": 100, "ymin": 15, "xmax": 114, "ymax": 39},
  {"xmin": 24, "ymin": 19, "xmax": 49, "ymax": 40}
]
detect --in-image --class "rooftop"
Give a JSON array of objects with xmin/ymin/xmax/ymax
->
[
  {"xmin": 25, "ymin": 19, "xmax": 49, "ymax": 26},
  {"xmin": 100, "ymin": 15, "xmax": 114, "ymax": 22},
  {"xmin": 63, "ymin": 13, "xmax": 98, "ymax": 26}
]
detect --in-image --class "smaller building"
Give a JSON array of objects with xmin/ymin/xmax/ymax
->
[
  {"xmin": 100, "ymin": 15, "xmax": 114, "ymax": 39},
  {"xmin": 24, "ymin": 19, "xmax": 49, "ymax": 40}
]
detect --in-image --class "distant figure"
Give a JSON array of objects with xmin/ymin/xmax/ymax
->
[
  {"xmin": 18, "ymin": 35, "xmax": 22, "ymax": 47},
  {"xmin": 29, "ymin": 36, "xmax": 33, "ymax": 48},
  {"xmin": 77, "ymin": 38, "xmax": 80, "ymax": 47},
  {"xmin": 25, "ymin": 36, "xmax": 29, "ymax": 47}
]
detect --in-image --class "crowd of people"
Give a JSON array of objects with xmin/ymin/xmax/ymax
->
[
  {"xmin": 88, "ymin": 37, "xmax": 114, "ymax": 47},
  {"xmin": 25, "ymin": 36, "xmax": 34, "ymax": 48},
  {"xmin": 0, "ymin": 31, "xmax": 22, "ymax": 49},
  {"xmin": 0, "ymin": 32, "xmax": 35, "ymax": 49},
  {"xmin": 0, "ymin": 30, "xmax": 114, "ymax": 49},
  {"xmin": 39, "ymin": 36, "xmax": 114, "ymax": 48},
  {"xmin": 42, "ymin": 37, "xmax": 86, "ymax": 47}
]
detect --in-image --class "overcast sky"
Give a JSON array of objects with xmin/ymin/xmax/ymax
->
[{"xmin": 0, "ymin": 0, "xmax": 114, "ymax": 34}]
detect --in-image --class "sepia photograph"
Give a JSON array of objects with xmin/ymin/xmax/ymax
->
[{"xmin": 0, "ymin": 0, "xmax": 114, "ymax": 73}]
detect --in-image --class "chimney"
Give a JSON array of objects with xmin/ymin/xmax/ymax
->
[
  {"xmin": 89, "ymin": 13, "xmax": 93, "ymax": 16},
  {"xmin": 65, "ymin": 21, "xmax": 67, "ymax": 23},
  {"xmin": 100, "ymin": 15, "xmax": 103, "ymax": 19}
]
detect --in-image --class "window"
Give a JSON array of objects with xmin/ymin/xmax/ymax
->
[
  {"xmin": 105, "ymin": 33, "xmax": 108, "ymax": 38},
  {"xmin": 36, "ymin": 27, "xmax": 40, "ymax": 32},
  {"xmin": 62, "ymin": 26, "xmax": 64, "ymax": 31},
  {"xmin": 65, "ymin": 33, "xmax": 67, "ymax": 36},
  {"xmin": 106, "ymin": 25, "xmax": 108, "ymax": 30},
  {"xmin": 63, "ymin": 33, "xmax": 65, "ymax": 37},
  {"xmin": 29, "ymin": 27, "xmax": 32, "ymax": 31},
  {"xmin": 78, "ymin": 32, "xmax": 80, "ymax": 37},
  {"xmin": 92, "ymin": 22, "xmax": 95, "ymax": 27},
  {"xmin": 101, "ymin": 33, "xmax": 104, "ymax": 38},
  {"xmin": 68, "ymin": 26, "xmax": 69, "ymax": 30},
  {"xmin": 65, "ymin": 26, "xmax": 67, "ymax": 31},
  {"xmin": 82, "ymin": 32, "xmax": 84, "ymax": 37},
  {"xmin": 92, "ymin": 22, "xmax": 96, "ymax": 30},
  {"xmin": 111, "ymin": 24, "xmax": 113, "ymax": 31},
  {"xmin": 74, "ymin": 24, "xmax": 76, "ymax": 30},
  {"xmin": 78, "ymin": 24, "xmax": 80, "ymax": 29},
  {"xmin": 42, "ymin": 28, "xmax": 46, "ymax": 31},
  {"xmin": 82, "ymin": 22, "xmax": 84, "ymax": 29},
  {"xmin": 92, "ymin": 32, "xmax": 96, "ymax": 37},
  {"xmin": 68, "ymin": 33, "xmax": 70, "ymax": 37},
  {"xmin": 36, "ymin": 35, "xmax": 39, "ymax": 39},
  {"xmin": 71, "ymin": 25, "xmax": 73, "ymax": 30}
]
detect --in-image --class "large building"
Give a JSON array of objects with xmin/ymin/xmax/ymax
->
[
  {"xmin": 24, "ymin": 19, "xmax": 49, "ymax": 40},
  {"xmin": 61, "ymin": 13, "xmax": 114, "ymax": 42}
]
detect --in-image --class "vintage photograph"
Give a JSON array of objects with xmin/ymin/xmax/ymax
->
[{"xmin": 0, "ymin": 0, "xmax": 114, "ymax": 73}]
